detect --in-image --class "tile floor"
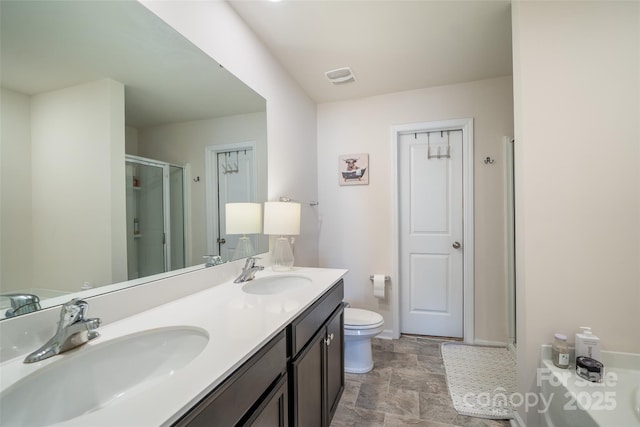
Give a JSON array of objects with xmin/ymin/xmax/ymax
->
[{"xmin": 330, "ymin": 335, "xmax": 512, "ymax": 427}]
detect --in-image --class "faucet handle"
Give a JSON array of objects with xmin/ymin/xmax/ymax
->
[
  {"xmin": 203, "ymin": 255, "xmax": 223, "ymax": 267},
  {"xmin": 243, "ymin": 256, "xmax": 261, "ymax": 269},
  {"xmin": 59, "ymin": 298, "xmax": 90, "ymax": 326}
]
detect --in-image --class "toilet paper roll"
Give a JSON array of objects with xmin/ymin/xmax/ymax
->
[{"xmin": 373, "ymin": 274, "xmax": 385, "ymax": 299}]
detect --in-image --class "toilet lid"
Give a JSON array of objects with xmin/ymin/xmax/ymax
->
[{"xmin": 344, "ymin": 308, "xmax": 384, "ymax": 328}]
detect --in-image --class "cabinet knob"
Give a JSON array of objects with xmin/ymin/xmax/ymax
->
[{"xmin": 325, "ymin": 333, "xmax": 335, "ymax": 346}]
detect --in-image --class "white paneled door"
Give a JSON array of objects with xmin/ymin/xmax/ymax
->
[
  {"xmin": 399, "ymin": 130, "xmax": 464, "ymax": 338},
  {"xmin": 217, "ymin": 148, "xmax": 255, "ymax": 261}
]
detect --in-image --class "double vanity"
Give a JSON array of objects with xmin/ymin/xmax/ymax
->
[{"xmin": 0, "ymin": 266, "xmax": 347, "ymax": 427}]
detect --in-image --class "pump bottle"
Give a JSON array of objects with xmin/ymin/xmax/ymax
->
[{"xmin": 575, "ymin": 326, "xmax": 601, "ymax": 362}]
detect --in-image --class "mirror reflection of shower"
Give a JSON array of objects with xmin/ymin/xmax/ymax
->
[{"xmin": 125, "ymin": 156, "xmax": 187, "ymax": 280}]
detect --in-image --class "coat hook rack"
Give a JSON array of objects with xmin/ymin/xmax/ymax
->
[
  {"xmin": 483, "ymin": 157, "xmax": 495, "ymax": 165},
  {"xmin": 427, "ymin": 131, "xmax": 451, "ymax": 159}
]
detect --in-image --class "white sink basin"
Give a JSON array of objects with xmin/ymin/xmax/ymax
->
[
  {"xmin": 0, "ymin": 326, "xmax": 208, "ymax": 426},
  {"xmin": 242, "ymin": 274, "xmax": 312, "ymax": 295}
]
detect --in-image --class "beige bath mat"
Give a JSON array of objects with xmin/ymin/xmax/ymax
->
[{"xmin": 441, "ymin": 343, "xmax": 516, "ymax": 419}]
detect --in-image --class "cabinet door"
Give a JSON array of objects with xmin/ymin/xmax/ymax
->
[
  {"xmin": 174, "ymin": 332, "xmax": 286, "ymax": 427},
  {"xmin": 325, "ymin": 306, "xmax": 344, "ymax": 423},
  {"xmin": 291, "ymin": 329, "xmax": 324, "ymax": 427},
  {"xmin": 245, "ymin": 376, "xmax": 288, "ymax": 427}
]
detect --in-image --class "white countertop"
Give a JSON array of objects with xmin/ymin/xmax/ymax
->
[{"xmin": 0, "ymin": 266, "xmax": 347, "ymax": 426}]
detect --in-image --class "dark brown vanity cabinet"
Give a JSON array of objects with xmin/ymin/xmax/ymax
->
[
  {"xmin": 173, "ymin": 279, "xmax": 344, "ymax": 427},
  {"xmin": 288, "ymin": 280, "xmax": 345, "ymax": 427}
]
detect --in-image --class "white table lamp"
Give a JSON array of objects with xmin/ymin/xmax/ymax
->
[
  {"xmin": 263, "ymin": 201, "xmax": 301, "ymax": 271},
  {"xmin": 225, "ymin": 203, "xmax": 262, "ymax": 260}
]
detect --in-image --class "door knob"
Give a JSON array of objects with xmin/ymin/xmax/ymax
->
[
  {"xmin": 217, "ymin": 238, "xmax": 226, "ymax": 244},
  {"xmin": 452, "ymin": 241, "xmax": 461, "ymax": 249}
]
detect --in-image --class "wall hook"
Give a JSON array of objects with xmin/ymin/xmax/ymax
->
[
  {"xmin": 193, "ymin": 176, "xmax": 200, "ymax": 182},
  {"xmin": 484, "ymin": 157, "xmax": 495, "ymax": 165}
]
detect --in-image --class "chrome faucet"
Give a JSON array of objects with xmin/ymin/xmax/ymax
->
[
  {"xmin": 24, "ymin": 298, "xmax": 101, "ymax": 363},
  {"xmin": 234, "ymin": 257, "xmax": 264, "ymax": 283},
  {"xmin": 203, "ymin": 255, "xmax": 224, "ymax": 267},
  {"xmin": 2, "ymin": 293, "xmax": 41, "ymax": 317}
]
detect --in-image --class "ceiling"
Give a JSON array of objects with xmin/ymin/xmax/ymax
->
[
  {"xmin": 228, "ymin": 0, "xmax": 513, "ymax": 103},
  {"xmin": 0, "ymin": 1, "xmax": 265, "ymax": 127}
]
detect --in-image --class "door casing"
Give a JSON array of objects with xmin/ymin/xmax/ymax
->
[{"xmin": 390, "ymin": 118, "xmax": 475, "ymax": 343}]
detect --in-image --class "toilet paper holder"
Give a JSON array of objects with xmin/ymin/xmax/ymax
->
[{"xmin": 369, "ymin": 275, "xmax": 390, "ymax": 281}]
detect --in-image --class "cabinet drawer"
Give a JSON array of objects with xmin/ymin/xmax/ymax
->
[
  {"xmin": 288, "ymin": 279, "xmax": 343, "ymax": 356},
  {"xmin": 174, "ymin": 330, "xmax": 287, "ymax": 427}
]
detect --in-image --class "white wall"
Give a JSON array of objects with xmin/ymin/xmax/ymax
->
[
  {"xmin": 135, "ymin": 112, "xmax": 268, "ymax": 265},
  {"xmin": 317, "ymin": 76, "xmax": 514, "ymax": 343},
  {"xmin": 141, "ymin": 1, "xmax": 319, "ymax": 267},
  {"xmin": 0, "ymin": 88, "xmax": 32, "ymax": 292},
  {"xmin": 125, "ymin": 126, "xmax": 139, "ymax": 155},
  {"xmin": 30, "ymin": 79, "xmax": 126, "ymax": 292},
  {"xmin": 512, "ymin": 2, "xmax": 639, "ymax": 425}
]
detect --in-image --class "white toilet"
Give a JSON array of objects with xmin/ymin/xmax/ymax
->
[{"xmin": 343, "ymin": 308, "xmax": 385, "ymax": 374}]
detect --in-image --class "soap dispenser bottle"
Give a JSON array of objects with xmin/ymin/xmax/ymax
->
[{"xmin": 575, "ymin": 326, "xmax": 601, "ymax": 361}]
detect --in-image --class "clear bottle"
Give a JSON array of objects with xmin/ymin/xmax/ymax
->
[{"xmin": 552, "ymin": 333, "xmax": 570, "ymax": 368}]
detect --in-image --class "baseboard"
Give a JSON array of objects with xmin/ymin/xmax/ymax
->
[
  {"xmin": 376, "ymin": 332, "xmax": 506, "ymax": 344},
  {"xmin": 474, "ymin": 339, "xmax": 508, "ymax": 347},
  {"xmin": 376, "ymin": 329, "xmax": 394, "ymax": 340}
]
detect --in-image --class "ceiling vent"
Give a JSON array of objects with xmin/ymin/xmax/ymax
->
[{"xmin": 325, "ymin": 67, "xmax": 356, "ymax": 85}]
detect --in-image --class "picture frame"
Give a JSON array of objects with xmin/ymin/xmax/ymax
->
[{"xmin": 338, "ymin": 153, "xmax": 369, "ymax": 186}]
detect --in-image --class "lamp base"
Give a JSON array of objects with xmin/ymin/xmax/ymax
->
[
  {"xmin": 272, "ymin": 236, "xmax": 294, "ymax": 271},
  {"xmin": 232, "ymin": 236, "xmax": 255, "ymax": 261}
]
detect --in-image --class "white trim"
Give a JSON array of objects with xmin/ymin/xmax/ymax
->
[
  {"xmin": 505, "ymin": 136, "xmax": 517, "ymax": 347},
  {"xmin": 376, "ymin": 330, "xmax": 395, "ymax": 340},
  {"xmin": 511, "ymin": 410, "xmax": 526, "ymax": 427},
  {"xmin": 205, "ymin": 141, "xmax": 258, "ymax": 256},
  {"xmin": 474, "ymin": 339, "xmax": 508, "ymax": 347},
  {"xmin": 508, "ymin": 341, "xmax": 517, "ymax": 358},
  {"xmin": 390, "ymin": 118, "xmax": 475, "ymax": 343}
]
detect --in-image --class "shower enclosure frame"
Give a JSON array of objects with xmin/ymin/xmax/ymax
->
[{"xmin": 125, "ymin": 155, "xmax": 189, "ymax": 278}]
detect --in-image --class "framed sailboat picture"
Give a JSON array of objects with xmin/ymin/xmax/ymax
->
[{"xmin": 338, "ymin": 153, "xmax": 369, "ymax": 186}]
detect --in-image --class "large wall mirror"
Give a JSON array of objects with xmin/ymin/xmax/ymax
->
[{"xmin": 0, "ymin": 0, "xmax": 269, "ymax": 319}]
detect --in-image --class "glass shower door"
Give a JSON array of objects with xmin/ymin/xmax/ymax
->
[
  {"xmin": 126, "ymin": 161, "xmax": 166, "ymax": 279},
  {"xmin": 169, "ymin": 165, "xmax": 185, "ymax": 271}
]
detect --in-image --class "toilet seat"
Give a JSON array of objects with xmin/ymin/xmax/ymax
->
[{"xmin": 344, "ymin": 308, "xmax": 384, "ymax": 330}]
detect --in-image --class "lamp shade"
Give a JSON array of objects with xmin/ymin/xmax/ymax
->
[
  {"xmin": 225, "ymin": 203, "xmax": 262, "ymax": 234},
  {"xmin": 263, "ymin": 201, "xmax": 301, "ymax": 236}
]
